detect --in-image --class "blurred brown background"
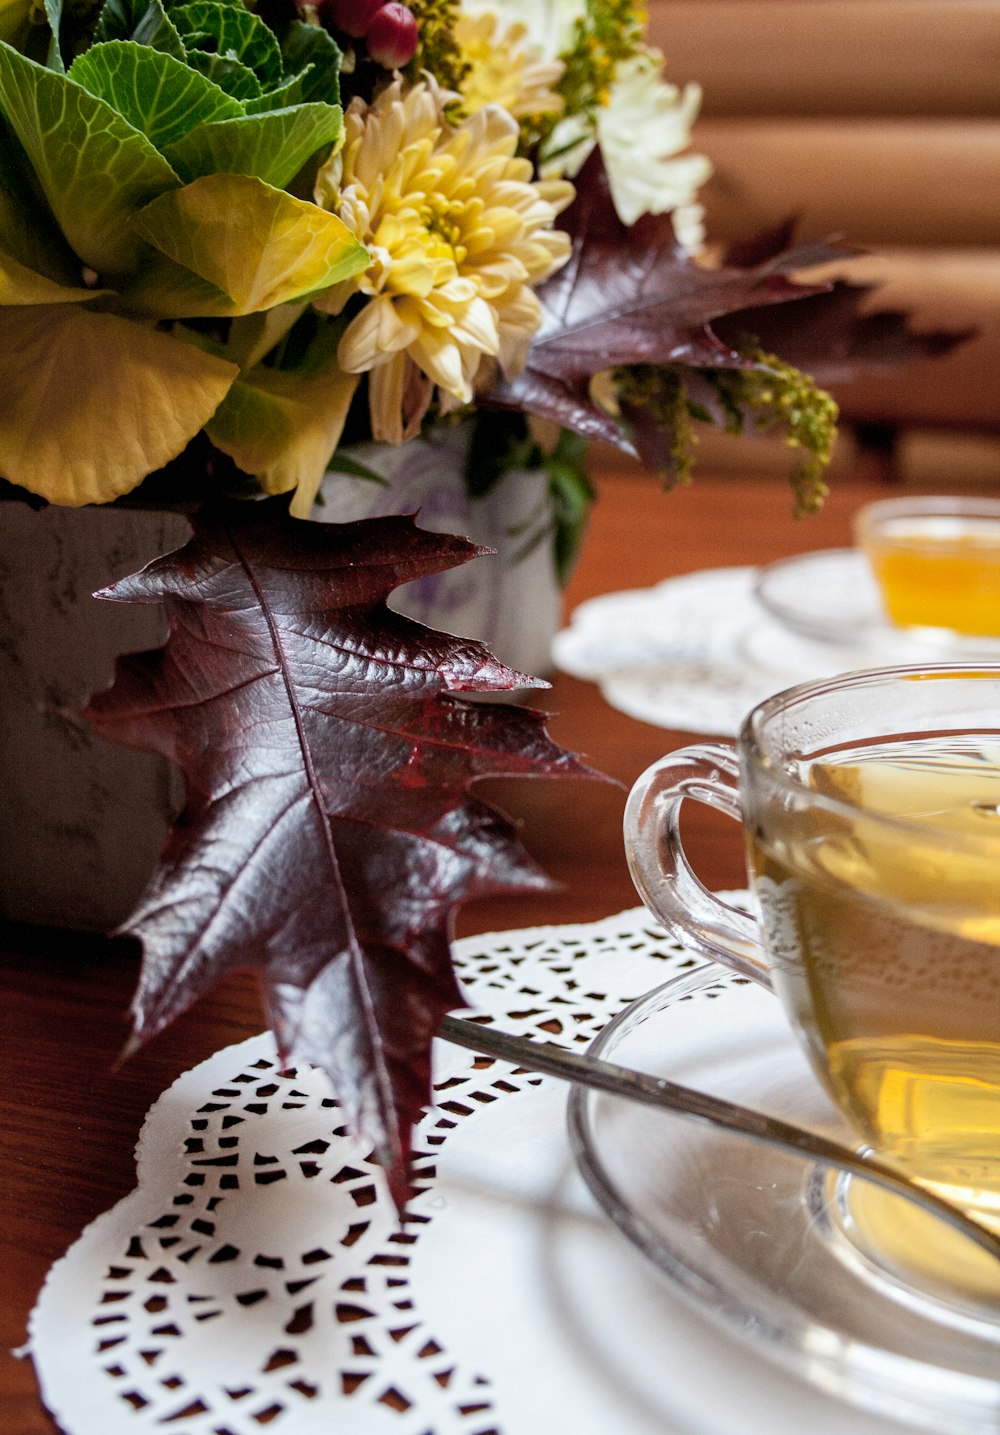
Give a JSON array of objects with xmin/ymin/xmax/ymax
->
[{"xmin": 638, "ymin": 0, "xmax": 1000, "ymax": 487}]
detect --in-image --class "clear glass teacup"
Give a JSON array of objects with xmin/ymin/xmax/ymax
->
[{"xmin": 624, "ymin": 664, "xmax": 1000, "ymax": 1284}]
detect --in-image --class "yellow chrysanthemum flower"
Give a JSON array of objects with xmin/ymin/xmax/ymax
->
[
  {"xmin": 314, "ymin": 77, "xmax": 573, "ymax": 444},
  {"xmin": 455, "ymin": 10, "xmax": 564, "ymax": 122}
]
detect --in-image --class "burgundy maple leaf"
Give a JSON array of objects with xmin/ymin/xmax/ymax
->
[{"xmin": 85, "ymin": 499, "xmax": 600, "ymax": 1208}]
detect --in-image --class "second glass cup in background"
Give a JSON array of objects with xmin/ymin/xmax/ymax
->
[
  {"xmin": 752, "ymin": 493, "xmax": 1000, "ymax": 656},
  {"xmin": 855, "ymin": 494, "xmax": 1000, "ymax": 642}
]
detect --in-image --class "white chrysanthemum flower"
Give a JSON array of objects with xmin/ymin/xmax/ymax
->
[
  {"xmin": 595, "ymin": 52, "xmax": 712, "ymax": 237},
  {"xmin": 544, "ymin": 47, "xmax": 711, "ymax": 249}
]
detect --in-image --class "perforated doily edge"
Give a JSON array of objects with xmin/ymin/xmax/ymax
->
[
  {"xmin": 25, "ymin": 1034, "xmax": 278, "ymax": 1341},
  {"xmin": 22, "ymin": 905, "xmax": 693, "ymax": 1340},
  {"xmin": 24, "ymin": 900, "xmax": 752, "ymax": 1435}
]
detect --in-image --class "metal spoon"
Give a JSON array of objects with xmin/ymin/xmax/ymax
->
[{"xmin": 440, "ymin": 1012, "xmax": 1000, "ymax": 1268}]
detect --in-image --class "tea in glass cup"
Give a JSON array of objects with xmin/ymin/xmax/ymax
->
[
  {"xmin": 624, "ymin": 665, "xmax": 1000, "ymax": 1289},
  {"xmin": 855, "ymin": 495, "xmax": 1000, "ymax": 640}
]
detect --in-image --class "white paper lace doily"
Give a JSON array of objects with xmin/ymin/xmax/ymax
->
[
  {"xmin": 552, "ymin": 563, "xmax": 909, "ymax": 736},
  {"xmin": 27, "ymin": 905, "xmax": 920, "ymax": 1435}
]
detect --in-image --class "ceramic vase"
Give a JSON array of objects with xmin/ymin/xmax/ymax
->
[{"xmin": 317, "ymin": 425, "xmax": 562, "ymax": 679}]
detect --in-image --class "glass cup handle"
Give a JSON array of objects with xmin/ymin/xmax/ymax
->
[{"xmin": 623, "ymin": 743, "xmax": 772, "ymax": 990}]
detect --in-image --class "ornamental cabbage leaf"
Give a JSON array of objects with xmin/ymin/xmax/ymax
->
[
  {"xmin": 128, "ymin": 173, "xmax": 367, "ymax": 315},
  {"xmin": 0, "ymin": 0, "xmax": 369, "ymax": 505},
  {"xmin": 267, "ymin": 20, "xmax": 342, "ymax": 108},
  {"xmin": 171, "ymin": 1, "xmax": 283, "ymax": 89},
  {"xmin": 0, "ymin": 305, "xmax": 238, "ymax": 503},
  {"xmin": 0, "ymin": 0, "xmax": 29, "ymax": 48},
  {"xmin": 162, "ymin": 103, "xmax": 345, "ymax": 189},
  {"xmin": 68, "ymin": 40, "xmax": 244, "ymax": 151},
  {"xmin": 128, "ymin": 0, "xmax": 187, "ymax": 59},
  {"xmin": 0, "ymin": 246, "xmax": 108, "ymax": 302},
  {"xmin": 0, "ymin": 42, "xmax": 181, "ymax": 276},
  {"xmin": 94, "ymin": 0, "xmax": 172, "ymax": 46},
  {"xmin": 182, "ymin": 47, "xmax": 263, "ymax": 101},
  {"xmin": 206, "ymin": 349, "xmax": 361, "ymax": 516},
  {"xmin": 0, "ymin": 144, "xmax": 80, "ymax": 282}
]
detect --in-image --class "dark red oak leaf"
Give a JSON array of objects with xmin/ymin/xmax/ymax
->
[
  {"xmin": 711, "ymin": 282, "xmax": 973, "ymax": 382},
  {"xmin": 484, "ymin": 154, "xmax": 845, "ymax": 450},
  {"xmin": 485, "ymin": 161, "xmax": 971, "ymax": 459},
  {"xmin": 715, "ymin": 217, "xmax": 974, "ymax": 374},
  {"xmin": 84, "ymin": 499, "xmax": 601, "ymax": 1209}
]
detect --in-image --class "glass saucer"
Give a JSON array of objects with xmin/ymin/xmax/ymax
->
[
  {"xmin": 567, "ymin": 966, "xmax": 1000, "ymax": 1434},
  {"xmin": 753, "ymin": 548, "xmax": 1000, "ymax": 657}
]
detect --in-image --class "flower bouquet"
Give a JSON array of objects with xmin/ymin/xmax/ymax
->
[{"xmin": 0, "ymin": 0, "xmax": 953, "ymax": 1203}]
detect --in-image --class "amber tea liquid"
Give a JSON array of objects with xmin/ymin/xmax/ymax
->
[
  {"xmin": 863, "ymin": 517, "xmax": 1000, "ymax": 638},
  {"xmin": 749, "ymin": 736, "xmax": 1000, "ymax": 1234}
]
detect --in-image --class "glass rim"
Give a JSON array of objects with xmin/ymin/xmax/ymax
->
[
  {"xmin": 855, "ymin": 493, "xmax": 1000, "ymax": 533},
  {"xmin": 740, "ymin": 662, "xmax": 1000, "ymax": 850}
]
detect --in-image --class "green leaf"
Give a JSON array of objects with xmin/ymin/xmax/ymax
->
[
  {"xmin": 94, "ymin": 0, "xmax": 146, "ymax": 41},
  {"xmin": 224, "ymin": 302, "xmax": 306, "ymax": 368},
  {"xmin": 0, "ymin": 117, "xmax": 82, "ymax": 282},
  {"xmin": 466, "ymin": 410, "xmax": 541, "ymax": 499},
  {"xmin": 163, "ymin": 102, "xmax": 342, "ymax": 189},
  {"xmin": 42, "ymin": 0, "xmax": 63, "ymax": 70},
  {"xmin": 116, "ymin": 249, "xmax": 239, "ymax": 317},
  {"xmin": 94, "ymin": 0, "xmax": 186, "ymax": 58},
  {"xmin": 0, "ymin": 173, "xmax": 46, "ymax": 274},
  {"xmin": 237, "ymin": 24, "xmax": 342, "ymax": 115},
  {"xmin": 184, "ymin": 46, "xmax": 261, "ymax": 101},
  {"xmin": 0, "ymin": 41, "xmax": 180, "ymax": 277},
  {"xmin": 132, "ymin": 0, "xmax": 187, "ymax": 58},
  {"xmin": 0, "ymin": 245, "xmax": 108, "ymax": 302},
  {"xmin": 545, "ymin": 431, "xmax": 594, "ymax": 584},
  {"xmin": 129, "ymin": 172, "xmax": 369, "ymax": 314},
  {"xmin": 69, "ymin": 41, "xmax": 243, "ymax": 151},
  {"xmin": 0, "ymin": 304, "xmax": 238, "ymax": 504},
  {"xmin": 324, "ymin": 452, "xmax": 386, "ymax": 483},
  {"xmin": 275, "ymin": 19, "xmax": 341, "ymax": 105},
  {"xmin": 172, "ymin": 2, "xmax": 282, "ymax": 87},
  {"xmin": 242, "ymin": 70, "xmax": 310, "ymax": 115},
  {"xmin": 206, "ymin": 355, "xmax": 359, "ymax": 516}
]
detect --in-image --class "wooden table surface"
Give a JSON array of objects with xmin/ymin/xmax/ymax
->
[{"xmin": 1, "ymin": 466, "xmax": 907, "ymax": 1433}]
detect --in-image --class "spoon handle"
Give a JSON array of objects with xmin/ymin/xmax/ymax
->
[{"xmin": 440, "ymin": 1012, "xmax": 1000, "ymax": 1268}]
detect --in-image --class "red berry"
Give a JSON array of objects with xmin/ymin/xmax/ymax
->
[
  {"xmin": 366, "ymin": 2, "xmax": 418, "ymax": 68},
  {"xmin": 320, "ymin": 0, "xmax": 386, "ymax": 38}
]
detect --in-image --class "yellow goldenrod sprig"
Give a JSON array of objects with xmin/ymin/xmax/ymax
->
[
  {"xmin": 405, "ymin": 0, "xmax": 470, "ymax": 101},
  {"xmin": 706, "ymin": 343, "xmax": 839, "ymax": 514},
  {"xmin": 614, "ymin": 365, "xmax": 697, "ymax": 486},
  {"xmin": 614, "ymin": 346, "xmax": 838, "ymax": 512},
  {"xmin": 542, "ymin": 0, "xmax": 646, "ymax": 151}
]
